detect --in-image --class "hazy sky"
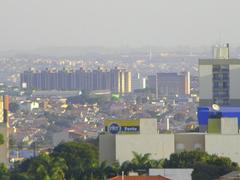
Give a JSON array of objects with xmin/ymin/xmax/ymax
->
[{"xmin": 0, "ymin": 0, "xmax": 240, "ymax": 50}]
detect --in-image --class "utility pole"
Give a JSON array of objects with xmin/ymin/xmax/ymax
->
[
  {"xmin": 122, "ymin": 171, "xmax": 124, "ymax": 180},
  {"xmin": 33, "ymin": 142, "xmax": 37, "ymax": 157}
]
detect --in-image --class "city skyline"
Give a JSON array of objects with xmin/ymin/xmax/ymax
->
[{"xmin": 1, "ymin": 1, "xmax": 240, "ymax": 179}]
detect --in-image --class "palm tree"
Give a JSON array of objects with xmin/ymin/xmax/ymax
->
[
  {"xmin": 131, "ymin": 152, "xmax": 151, "ymax": 174},
  {"xmin": 49, "ymin": 157, "xmax": 68, "ymax": 180},
  {"xmin": 24, "ymin": 154, "xmax": 67, "ymax": 180},
  {"xmin": 120, "ymin": 161, "xmax": 133, "ymax": 175},
  {"xmin": 111, "ymin": 161, "xmax": 121, "ymax": 176},
  {"xmin": 26, "ymin": 155, "xmax": 50, "ymax": 180},
  {"xmin": 93, "ymin": 161, "xmax": 112, "ymax": 180},
  {"xmin": 149, "ymin": 159, "xmax": 164, "ymax": 168}
]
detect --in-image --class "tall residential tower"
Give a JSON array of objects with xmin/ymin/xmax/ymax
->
[
  {"xmin": 198, "ymin": 44, "xmax": 240, "ymax": 131},
  {"xmin": 199, "ymin": 44, "xmax": 240, "ymax": 106}
]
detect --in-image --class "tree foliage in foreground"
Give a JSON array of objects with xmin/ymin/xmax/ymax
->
[
  {"xmin": 52, "ymin": 141, "xmax": 98, "ymax": 179},
  {"xmin": 0, "ymin": 134, "xmax": 4, "ymax": 145},
  {"xmin": 163, "ymin": 151, "xmax": 239, "ymax": 180},
  {"xmin": 4, "ymin": 141, "xmax": 240, "ymax": 180},
  {"xmin": 11, "ymin": 154, "xmax": 67, "ymax": 180},
  {"xmin": 0, "ymin": 163, "xmax": 8, "ymax": 180}
]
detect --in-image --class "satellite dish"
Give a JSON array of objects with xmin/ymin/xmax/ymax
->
[{"xmin": 212, "ymin": 104, "xmax": 220, "ymax": 111}]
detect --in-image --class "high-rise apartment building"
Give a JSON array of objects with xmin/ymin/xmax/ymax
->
[
  {"xmin": 199, "ymin": 44, "xmax": 240, "ymax": 106},
  {"xmin": 20, "ymin": 67, "xmax": 132, "ymax": 94},
  {"xmin": 198, "ymin": 44, "xmax": 240, "ymax": 131},
  {"xmin": 92, "ymin": 67, "xmax": 111, "ymax": 90},
  {"xmin": 124, "ymin": 71, "xmax": 132, "ymax": 93},
  {"xmin": 0, "ymin": 96, "xmax": 9, "ymax": 165},
  {"xmin": 156, "ymin": 72, "xmax": 190, "ymax": 99},
  {"xmin": 132, "ymin": 73, "xmax": 146, "ymax": 90},
  {"xmin": 110, "ymin": 67, "xmax": 132, "ymax": 94},
  {"xmin": 147, "ymin": 75, "xmax": 157, "ymax": 93}
]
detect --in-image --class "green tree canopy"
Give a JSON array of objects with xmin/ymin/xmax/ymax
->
[
  {"xmin": 52, "ymin": 141, "xmax": 98, "ymax": 179},
  {"xmin": 0, "ymin": 134, "xmax": 4, "ymax": 145},
  {"xmin": 163, "ymin": 151, "xmax": 209, "ymax": 168},
  {"xmin": 0, "ymin": 163, "xmax": 8, "ymax": 179},
  {"xmin": 8, "ymin": 144, "xmax": 239, "ymax": 180},
  {"xmin": 163, "ymin": 151, "xmax": 239, "ymax": 180},
  {"xmin": 93, "ymin": 161, "xmax": 114, "ymax": 180},
  {"xmin": 16, "ymin": 154, "xmax": 67, "ymax": 180},
  {"xmin": 120, "ymin": 152, "xmax": 164, "ymax": 175},
  {"xmin": 131, "ymin": 151, "xmax": 151, "ymax": 173}
]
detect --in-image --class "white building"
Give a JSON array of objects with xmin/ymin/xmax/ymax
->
[
  {"xmin": 100, "ymin": 119, "xmax": 174, "ymax": 164},
  {"xmin": 99, "ymin": 118, "xmax": 240, "ymax": 165}
]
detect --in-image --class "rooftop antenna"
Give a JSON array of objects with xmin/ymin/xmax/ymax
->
[
  {"xmin": 226, "ymin": 43, "xmax": 230, "ymax": 59},
  {"xmin": 218, "ymin": 32, "xmax": 222, "ymax": 45}
]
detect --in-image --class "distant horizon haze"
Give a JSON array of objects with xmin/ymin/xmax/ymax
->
[{"xmin": 1, "ymin": 0, "xmax": 240, "ymax": 51}]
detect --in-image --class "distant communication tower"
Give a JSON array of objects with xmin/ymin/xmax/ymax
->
[{"xmin": 149, "ymin": 48, "xmax": 152, "ymax": 61}]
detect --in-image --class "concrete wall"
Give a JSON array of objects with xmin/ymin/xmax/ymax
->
[
  {"xmin": 99, "ymin": 134, "xmax": 116, "ymax": 164},
  {"xmin": 230, "ymin": 65, "xmax": 240, "ymax": 101},
  {"xmin": 208, "ymin": 118, "xmax": 221, "ymax": 133},
  {"xmin": 115, "ymin": 134, "xmax": 174, "ymax": 164},
  {"xmin": 175, "ymin": 133, "xmax": 205, "ymax": 153},
  {"xmin": 220, "ymin": 118, "xmax": 238, "ymax": 134},
  {"xmin": 149, "ymin": 168, "xmax": 193, "ymax": 180},
  {"xmin": 199, "ymin": 64, "xmax": 212, "ymax": 103},
  {"xmin": 205, "ymin": 134, "xmax": 240, "ymax": 164},
  {"xmin": 140, "ymin": 118, "xmax": 158, "ymax": 134}
]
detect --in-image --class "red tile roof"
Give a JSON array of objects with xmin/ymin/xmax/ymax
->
[{"xmin": 109, "ymin": 176, "xmax": 171, "ymax": 180}]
